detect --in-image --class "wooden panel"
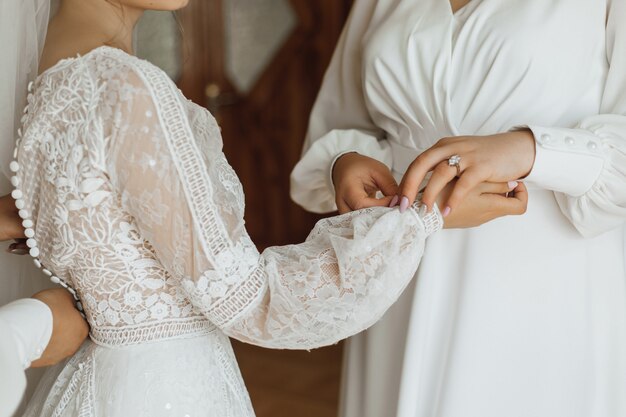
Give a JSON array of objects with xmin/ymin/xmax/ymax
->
[{"xmin": 178, "ymin": 0, "xmax": 352, "ymax": 247}]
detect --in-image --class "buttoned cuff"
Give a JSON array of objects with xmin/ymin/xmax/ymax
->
[
  {"xmin": 523, "ymin": 126, "xmax": 605, "ymax": 196},
  {"xmin": 0, "ymin": 298, "xmax": 53, "ymax": 369}
]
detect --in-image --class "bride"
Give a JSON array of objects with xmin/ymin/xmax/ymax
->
[{"xmin": 1, "ymin": 0, "xmax": 528, "ymax": 416}]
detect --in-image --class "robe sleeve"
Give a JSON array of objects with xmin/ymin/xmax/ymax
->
[
  {"xmin": 290, "ymin": 0, "xmax": 393, "ymax": 214},
  {"xmin": 0, "ymin": 298, "xmax": 52, "ymax": 369},
  {"xmin": 104, "ymin": 62, "xmax": 443, "ymax": 350},
  {"xmin": 523, "ymin": 0, "xmax": 626, "ymax": 237}
]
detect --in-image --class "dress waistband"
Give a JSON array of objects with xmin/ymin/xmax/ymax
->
[{"xmin": 90, "ymin": 317, "xmax": 217, "ymax": 348}]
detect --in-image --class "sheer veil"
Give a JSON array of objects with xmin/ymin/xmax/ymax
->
[
  {"xmin": 0, "ymin": 0, "xmax": 50, "ymax": 179},
  {"xmin": 0, "ymin": 0, "xmax": 55, "ymax": 411}
]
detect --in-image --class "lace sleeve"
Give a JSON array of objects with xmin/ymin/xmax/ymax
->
[{"xmin": 102, "ymin": 60, "xmax": 442, "ymax": 349}]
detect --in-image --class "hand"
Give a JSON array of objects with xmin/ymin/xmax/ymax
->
[
  {"xmin": 332, "ymin": 152, "xmax": 398, "ymax": 214},
  {"xmin": 30, "ymin": 289, "xmax": 89, "ymax": 367},
  {"xmin": 437, "ymin": 180, "xmax": 528, "ymax": 228},
  {"xmin": 398, "ymin": 130, "xmax": 535, "ymax": 216},
  {"xmin": 0, "ymin": 194, "xmax": 24, "ymax": 242},
  {"xmin": 7, "ymin": 240, "xmax": 29, "ymax": 255}
]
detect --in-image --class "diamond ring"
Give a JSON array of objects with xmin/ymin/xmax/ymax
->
[{"xmin": 448, "ymin": 154, "xmax": 462, "ymax": 177}]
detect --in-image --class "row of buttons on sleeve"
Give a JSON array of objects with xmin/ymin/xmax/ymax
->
[{"xmin": 537, "ymin": 132, "xmax": 602, "ymax": 155}]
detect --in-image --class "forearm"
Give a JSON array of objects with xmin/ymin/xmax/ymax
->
[
  {"xmin": 0, "ymin": 193, "xmax": 25, "ymax": 242},
  {"xmin": 30, "ymin": 288, "xmax": 89, "ymax": 367},
  {"xmin": 218, "ymin": 204, "xmax": 442, "ymax": 349}
]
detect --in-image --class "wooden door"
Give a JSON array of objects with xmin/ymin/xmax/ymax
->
[{"xmin": 177, "ymin": 1, "xmax": 353, "ymax": 416}]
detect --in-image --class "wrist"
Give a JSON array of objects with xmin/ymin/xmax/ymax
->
[
  {"xmin": 31, "ymin": 289, "xmax": 88, "ymax": 367},
  {"xmin": 507, "ymin": 127, "xmax": 539, "ymax": 178},
  {"xmin": 518, "ymin": 129, "xmax": 536, "ymax": 178},
  {"xmin": 331, "ymin": 151, "xmax": 359, "ymax": 188},
  {"xmin": 0, "ymin": 216, "xmax": 25, "ymax": 243}
]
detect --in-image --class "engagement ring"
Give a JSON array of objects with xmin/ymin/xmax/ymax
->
[{"xmin": 448, "ymin": 154, "xmax": 462, "ymax": 177}]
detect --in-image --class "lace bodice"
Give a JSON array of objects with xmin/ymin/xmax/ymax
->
[{"xmin": 14, "ymin": 46, "xmax": 442, "ymax": 349}]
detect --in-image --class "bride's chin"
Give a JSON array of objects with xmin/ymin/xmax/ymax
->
[{"xmin": 121, "ymin": 0, "xmax": 190, "ymax": 12}]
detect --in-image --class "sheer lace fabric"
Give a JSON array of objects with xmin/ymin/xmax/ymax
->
[{"xmin": 17, "ymin": 46, "xmax": 441, "ymax": 416}]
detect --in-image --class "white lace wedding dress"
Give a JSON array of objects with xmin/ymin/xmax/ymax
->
[{"xmin": 12, "ymin": 46, "xmax": 442, "ymax": 417}]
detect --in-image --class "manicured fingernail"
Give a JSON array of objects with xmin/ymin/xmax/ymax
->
[
  {"xmin": 399, "ymin": 196, "xmax": 410, "ymax": 213},
  {"xmin": 508, "ymin": 181, "xmax": 518, "ymax": 189},
  {"xmin": 389, "ymin": 195, "xmax": 399, "ymax": 208},
  {"xmin": 8, "ymin": 247, "xmax": 29, "ymax": 255},
  {"xmin": 443, "ymin": 206, "xmax": 451, "ymax": 217}
]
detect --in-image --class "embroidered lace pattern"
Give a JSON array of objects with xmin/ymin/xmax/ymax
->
[{"xmin": 16, "ymin": 44, "xmax": 441, "ymax": 361}]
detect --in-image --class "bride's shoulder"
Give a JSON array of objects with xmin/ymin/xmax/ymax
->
[
  {"xmin": 39, "ymin": 46, "xmax": 170, "ymax": 98},
  {"xmin": 34, "ymin": 46, "xmax": 163, "ymax": 105},
  {"xmin": 82, "ymin": 46, "xmax": 167, "ymax": 91}
]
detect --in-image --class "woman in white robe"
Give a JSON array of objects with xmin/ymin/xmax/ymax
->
[{"xmin": 291, "ymin": 1, "xmax": 626, "ymax": 416}]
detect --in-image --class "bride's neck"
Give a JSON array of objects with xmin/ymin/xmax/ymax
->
[{"xmin": 40, "ymin": 0, "xmax": 144, "ymax": 73}]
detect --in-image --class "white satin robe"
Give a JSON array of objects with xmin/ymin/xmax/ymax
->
[{"xmin": 291, "ymin": 1, "xmax": 626, "ymax": 416}]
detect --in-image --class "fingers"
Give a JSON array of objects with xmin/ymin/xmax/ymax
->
[
  {"xmin": 508, "ymin": 182, "xmax": 528, "ymax": 215},
  {"xmin": 421, "ymin": 160, "xmax": 457, "ymax": 210},
  {"xmin": 7, "ymin": 239, "xmax": 28, "ymax": 255},
  {"xmin": 398, "ymin": 146, "xmax": 453, "ymax": 207},
  {"xmin": 349, "ymin": 196, "xmax": 396, "ymax": 211},
  {"xmin": 336, "ymin": 197, "xmax": 351, "ymax": 215},
  {"xmin": 371, "ymin": 168, "xmax": 399, "ymax": 197},
  {"xmin": 484, "ymin": 182, "xmax": 528, "ymax": 217},
  {"xmin": 336, "ymin": 158, "xmax": 399, "ymax": 213},
  {"xmin": 478, "ymin": 181, "xmax": 519, "ymax": 195},
  {"xmin": 362, "ymin": 195, "xmax": 396, "ymax": 209},
  {"xmin": 444, "ymin": 167, "xmax": 486, "ymax": 214},
  {"xmin": 338, "ymin": 188, "xmax": 394, "ymax": 214}
]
